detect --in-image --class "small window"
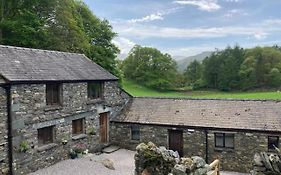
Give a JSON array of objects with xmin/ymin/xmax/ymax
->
[
  {"xmin": 38, "ymin": 126, "xmax": 54, "ymax": 145},
  {"xmin": 131, "ymin": 125, "xmax": 140, "ymax": 141},
  {"xmin": 72, "ymin": 118, "xmax": 85, "ymax": 135},
  {"xmin": 88, "ymin": 82, "xmax": 103, "ymax": 99},
  {"xmin": 46, "ymin": 84, "xmax": 61, "ymax": 105},
  {"xmin": 215, "ymin": 133, "xmax": 234, "ymax": 149},
  {"xmin": 268, "ymin": 136, "xmax": 279, "ymax": 150}
]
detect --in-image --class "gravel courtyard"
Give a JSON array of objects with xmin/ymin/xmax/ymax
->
[{"xmin": 29, "ymin": 149, "xmax": 249, "ymax": 175}]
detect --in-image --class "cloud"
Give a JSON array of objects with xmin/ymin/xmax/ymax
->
[
  {"xmin": 173, "ymin": 0, "xmax": 220, "ymax": 12},
  {"xmin": 253, "ymin": 31, "xmax": 267, "ymax": 40},
  {"xmin": 129, "ymin": 13, "xmax": 164, "ymax": 23},
  {"xmin": 128, "ymin": 7, "xmax": 181, "ymax": 23},
  {"xmin": 112, "ymin": 37, "xmax": 135, "ymax": 54},
  {"xmin": 113, "ymin": 19, "xmax": 281, "ymax": 40},
  {"xmin": 223, "ymin": 9, "xmax": 247, "ymax": 18},
  {"xmin": 223, "ymin": 0, "xmax": 240, "ymax": 2}
]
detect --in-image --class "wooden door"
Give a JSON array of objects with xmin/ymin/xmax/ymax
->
[
  {"xmin": 168, "ymin": 130, "xmax": 183, "ymax": 157},
  {"xmin": 99, "ymin": 113, "xmax": 108, "ymax": 143}
]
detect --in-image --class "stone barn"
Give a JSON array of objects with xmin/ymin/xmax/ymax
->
[
  {"xmin": 110, "ymin": 97, "xmax": 281, "ymax": 173},
  {"xmin": 0, "ymin": 45, "xmax": 130, "ymax": 174}
]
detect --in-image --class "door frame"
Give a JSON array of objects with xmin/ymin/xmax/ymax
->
[
  {"xmin": 168, "ymin": 129, "xmax": 184, "ymax": 157},
  {"xmin": 99, "ymin": 112, "xmax": 109, "ymax": 143}
]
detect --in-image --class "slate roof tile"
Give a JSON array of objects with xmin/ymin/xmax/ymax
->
[
  {"xmin": 113, "ymin": 97, "xmax": 281, "ymax": 132},
  {"xmin": 0, "ymin": 45, "xmax": 117, "ymax": 82}
]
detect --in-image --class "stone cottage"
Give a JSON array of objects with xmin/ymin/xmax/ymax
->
[
  {"xmin": 110, "ymin": 97, "xmax": 281, "ymax": 173},
  {"xmin": 0, "ymin": 45, "xmax": 130, "ymax": 175}
]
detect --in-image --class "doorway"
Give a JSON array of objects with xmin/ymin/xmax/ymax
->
[
  {"xmin": 99, "ymin": 112, "xmax": 108, "ymax": 143},
  {"xmin": 168, "ymin": 130, "xmax": 183, "ymax": 157}
]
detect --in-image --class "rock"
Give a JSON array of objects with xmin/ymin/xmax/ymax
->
[
  {"xmin": 181, "ymin": 158, "xmax": 195, "ymax": 171},
  {"xmin": 192, "ymin": 156, "xmax": 206, "ymax": 168},
  {"xmin": 193, "ymin": 165, "xmax": 211, "ymax": 175},
  {"xmin": 101, "ymin": 159, "xmax": 115, "ymax": 170},
  {"xmin": 171, "ymin": 164, "xmax": 186, "ymax": 175},
  {"xmin": 254, "ymin": 153, "xmax": 264, "ymax": 166}
]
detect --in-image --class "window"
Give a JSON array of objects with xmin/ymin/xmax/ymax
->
[
  {"xmin": 72, "ymin": 118, "xmax": 85, "ymax": 135},
  {"xmin": 46, "ymin": 84, "xmax": 61, "ymax": 105},
  {"xmin": 131, "ymin": 125, "xmax": 140, "ymax": 141},
  {"xmin": 88, "ymin": 82, "xmax": 103, "ymax": 99},
  {"xmin": 268, "ymin": 136, "xmax": 279, "ymax": 150},
  {"xmin": 215, "ymin": 133, "xmax": 234, "ymax": 149},
  {"xmin": 38, "ymin": 126, "xmax": 54, "ymax": 145}
]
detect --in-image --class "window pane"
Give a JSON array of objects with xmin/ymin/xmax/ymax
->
[
  {"xmin": 215, "ymin": 133, "xmax": 224, "ymax": 147},
  {"xmin": 72, "ymin": 118, "xmax": 84, "ymax": 135},
  {"xmin": 225, "ymin": 134, "xmax": 234, "ymax": 148},
  {"xmin": 88, "ymin": 83, "xmax": 103, "ymax": 99},
  {"xmin": 38, "ymin": 126, "xmax": 54, "ymax": 145},
  {"xmin": 131, "ymin": 125, "xmax": 140, "ymax": 140},
  {"xmin": 268, "ymin": 136, "xmax": 279, "ymax": 150},
  {"xmin": 46, "ymin": 84, "xmax": 60, "ymax": 105}
]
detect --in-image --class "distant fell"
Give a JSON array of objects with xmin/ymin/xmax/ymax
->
[{"xmin": 176, "ymin": 51, "xmax": 212, "ymax": 72}]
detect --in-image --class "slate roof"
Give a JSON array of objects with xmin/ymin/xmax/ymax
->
[
  {"xmin": 113, "ymin": 97, "xmax": 281, "ymax": 132},
  {"xmin": 0, "ymin": 45, "xmax": 117, "ymax": 82}
]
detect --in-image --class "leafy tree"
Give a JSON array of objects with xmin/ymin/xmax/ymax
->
[
  {"xmin": 217, "ymin": 46, "xmax": 245, "ymax": 90},
  {"xmin": 240, "ymin": 47, "xmax": 281, "ymax": 89},
  {"xmin": 184, "ymin": 60, "xmax": 202, "ymax": 86},
  {"xmin": 201, "ymin": 52, "xmax": 221, "ymax": 89},
  {"xmin": 0, "ymin": 0, "xmax": 120, "ymax": 76},
  {"xmin": 123, "ymin": 45, "xmax": 178, "ymax": 90}
]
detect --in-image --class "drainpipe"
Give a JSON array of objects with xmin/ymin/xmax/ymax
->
[
  {"xmin": 204, "ymin": 129, "xmax": 208, "ymax": 164},
  {"xmin": 5, "ymin": 84, "xmax": 13, "ymax": 175}
]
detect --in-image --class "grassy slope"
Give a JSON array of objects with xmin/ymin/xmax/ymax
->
[{"xmin": 122, "ymin": 80, "xmax": 281, "ymax": 100}]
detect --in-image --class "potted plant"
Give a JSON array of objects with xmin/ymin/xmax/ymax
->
[{"xmin": 69, "ymin": 149, "xmax": 78, "ymax": 159}]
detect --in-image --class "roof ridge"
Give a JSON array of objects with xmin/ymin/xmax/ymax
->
[
  {"xmin": 0, "ymin": 45, "xmax": 85, "ymax": 56},
  {"xmin": 133, "ymin": 96, "xmax": 281, "ymax": 102}
]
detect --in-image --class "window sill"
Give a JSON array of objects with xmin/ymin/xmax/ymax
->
[
  {"xmin": 214, "ymin": 147, "xmax": 234, "ymax": 152},
  {"xmin": 37, "ymin": 143, "xmax": 57, "ymax": 152},
  {"xmin": 72, "ymin": 134, "xmax": 87, "ymax": 141},
  {"xmin": 44, "ymin": 105, "xmax": 62, "ymax": 112},
  {"xmin": 86, "ymin": 98, "xmax": 104, "ymax": 105}
]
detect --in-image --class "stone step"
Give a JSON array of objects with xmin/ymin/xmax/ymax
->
[{"xmin": 102, "ymin": 145, "xmax": 120, "ymax": 154}]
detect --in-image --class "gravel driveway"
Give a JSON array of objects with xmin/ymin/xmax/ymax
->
[{"xmin": 29, "ymin": 149, "xmax": 249, "ymax": 175}]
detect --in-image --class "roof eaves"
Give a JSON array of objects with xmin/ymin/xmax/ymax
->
[{"xmin": 110, "ymin": 120, "xmax": 281, "ymax": 134}]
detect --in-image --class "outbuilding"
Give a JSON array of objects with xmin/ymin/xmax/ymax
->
[{"xmin": 110, "ymin": 97, "xmax": 281, "ymax": 173}]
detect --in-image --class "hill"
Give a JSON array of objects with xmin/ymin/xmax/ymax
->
[{"xmin": 176, "ymin": 51, "xmax": 212, "ymax": 72}]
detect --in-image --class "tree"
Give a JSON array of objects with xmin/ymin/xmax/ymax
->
[
  {"xmin": 184, "ymin": 60, "xmax": 201, "ymax": 85},
  {"xmin": 217, "ymin": 46, "xmax": 245, "ymax": 90},
  {"xmin": 123, "ymin": 45, "xmax": 178, "ymax": 90},
  {"xmin": 240, "ymin": 47, "xmax": 281, "ymax": 89},
  {"xmin": 0, "ymin": 0, "xmax": 120, "ymax": 76}
]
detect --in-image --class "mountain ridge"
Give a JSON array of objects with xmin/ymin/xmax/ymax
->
[{"xmin": 175, "ymin": 51, "xmax": 212, "ymax": 72}]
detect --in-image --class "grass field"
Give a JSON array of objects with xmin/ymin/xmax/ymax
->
[{"xmin": 121, "ymin": 80, "xmax": 281, "ymax": 100}]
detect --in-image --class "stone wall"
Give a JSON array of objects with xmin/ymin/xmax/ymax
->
[
  {"xmin": 0, "ymin": 87, "xmax": 8, "ymax": 175},
  {"xmin": 10, "ymin": 81, "xmax": 129, "ymax": 174},
  {"xmin": 110, "ymin": 123, "xmax": 206, "ymax": 158},
  {"xmin": 110, "ymin": 122, "xmax": 281, "ymax": 173},
  {"xmin": 207, "ymin": 131, "xmax": 279, "ymax": 172}
]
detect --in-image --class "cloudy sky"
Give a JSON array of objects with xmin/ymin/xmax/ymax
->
[{"xmin": 83, "ymin": 0, "xmax": 281, "ymax": 58}]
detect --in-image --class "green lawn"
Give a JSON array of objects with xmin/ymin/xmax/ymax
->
[{"xmin": 121, "ymin": 80, "xmax": 281, "ymax": 100}]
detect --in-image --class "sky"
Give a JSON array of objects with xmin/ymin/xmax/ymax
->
[{"xmin": 83, "ymin": 0, "xmax": 281, "ymax": 58}]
